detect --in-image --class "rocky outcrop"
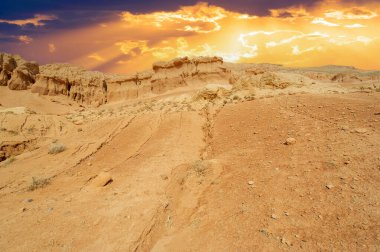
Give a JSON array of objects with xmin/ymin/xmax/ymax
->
[
  {"xmin": 30, "ymin": 56, "xmax": 229, "ymax": 105},
  {"xmin": 106, "ymin": 71, "xmax": 153, "ymax": 102},
  {"xmin": 0, "ymin": 53, "xmax": 39, "ymax": 90},
  {"xmin": 5, "ymin": 52, "xmax": 379, "ymax": 106},
  {"xmin": 150, "ymin": 56, "xmax": 228, "ymax": 94},
  {"xmin": 32, "ymin": 64, "xmax": 107, "ymax": 106},
  {"xmin": 331, "ymin": 73, "xmax": 362, "ymax": 82}
]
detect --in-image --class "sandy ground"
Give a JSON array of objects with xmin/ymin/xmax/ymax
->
[{"xmin": 0, "ymin": 84, "xmax": 379, "ymax": 251}]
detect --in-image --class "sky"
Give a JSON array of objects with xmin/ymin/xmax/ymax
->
[{"xmin": 1, "ymin": 0, "xmax": 380, "ymax": 73}]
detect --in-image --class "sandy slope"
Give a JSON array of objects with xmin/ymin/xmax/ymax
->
[{"xmin": 0, "ymin": 82, "xmax": 379, "ymax": 251}]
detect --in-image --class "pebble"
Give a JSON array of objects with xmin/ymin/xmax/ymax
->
[
  {"xmin": 281, "ymin": 237, "xmax": 292, "ymax": 246},
  {"xmin": 285, "ymin": 137, "xmax": 296, "ymax": 145},
  {"xmin": 248, "ymin": 180, "xmax": 254, "ymax": 185},
  {"xmin": 326, "ymin": 184, "xmax": 334, "ymax": 189},
  {"xmin": 271, "ymin": 214, "xmax": 278, "ymax": 219},
  {"xmin": 354, "ymin": 128, "xmax": 368, "ymax": 134},
  {"xmin": 23, "ymin": 198, "xmax": 33, "ymax": 203}
]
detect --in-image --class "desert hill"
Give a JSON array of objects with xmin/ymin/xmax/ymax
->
[{"xmin": 0, "ymin": 52, "xmax": 379, "ymax": 251}]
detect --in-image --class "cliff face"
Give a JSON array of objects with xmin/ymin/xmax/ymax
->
[
  {"xmin": 31, "ymin": 64, "xmax": 107, "ymax": 106},
  {"xmin": 105, "ymin": 71, "xmax": 153, "ymax": 102},
  {"xmin": 3, "ymin": 52, "xmax": 379, "ymax": 105},
  {"xmin": 150, "ymin": 56, "xmax": 228, "ymax": 93},
  {"xmin": 0, "ymin": 53, "xmax": 39, "ymax": 90},
  {"xmin": 30, "ymin": 56, "xmax": 228, "ymax": 105}
]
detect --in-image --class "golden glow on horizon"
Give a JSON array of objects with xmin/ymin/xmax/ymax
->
[{"xmin": 9, "ymin": 1, "xmax": 380, "ymax": 73}]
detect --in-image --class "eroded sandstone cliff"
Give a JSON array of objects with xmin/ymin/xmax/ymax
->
[
  {"xmin": 0, "ymin": 53, "xmax": 39, "ymax": 90},
  {"xmin": 2, "ymin": 52, "xmax": 379, "ymax": 106}
]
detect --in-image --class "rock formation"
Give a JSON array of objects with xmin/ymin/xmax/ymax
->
[
  {"xmin": 0, "ymin": 53, "xmax": 39, "ymax": 90},
  {"xmin": 30, "ymin": 56, "xmax": 229, "ymax": 105},
  {"xmin": 106, "ymin": 56, "xmax": 228, "ymax": 103},
  {"xmin": 31, "ymin": 64, "xmax": 107, "ymax": 106},
  {"xmin": 2, "ymin": 52, "xmax": 378, "ymax": 106}
]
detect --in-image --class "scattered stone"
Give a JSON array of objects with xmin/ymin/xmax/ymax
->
[
  {"xmin": 354, "ymin": 128, "xmax": 367, "ymax": 134},
  {"xmin": 259, "ymin": 228, "xmax": 270, "ymax": 236},
  {"xmin": 248, "ymin": 180, "xmax": 254, "ymax": 185},
  {"xmin": 284, "ymin": 211, "xmax": 289, "ymax": 216},
  {"xmin": 271, "ymin": 214, "xmax": 278, "ymax": 220},
  {"xmin": 91, "ymin": 172, "xmax": 113, "ymax": 187},
  {"xmin": 285, "ymin": 137, "xmax": 296, "ymax": 145},
  {"xmin": 64, "ymin": 197, "xmax": 72, "ymax": 202},
  {"xmin": 340, "ymin": 125, "xmax": 349, "ymax": 131},
  {"xmin": 326, "ymin": 184, "xmax": 334, "ymax": 189},
  {"xmin": 20, "ymin": 207, "xmax": 27, "ymax": 212},
  {"xmin": 281, "ymin": 237, "xmax": 292, "ymax": 246},
  {"xmin": 23, "ymin": 198, "xmax": 33, "ymax": 203},
  {"xmin": 344, "ymin": 160, "xmax": 351, "ymax": 165}
]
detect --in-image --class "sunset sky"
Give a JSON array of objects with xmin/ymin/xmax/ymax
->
[{"xmin": 1, "ymin": 0, "xmax": 380, "ymax": 73}]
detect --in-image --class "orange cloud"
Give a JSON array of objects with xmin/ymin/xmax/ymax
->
[
  {"xmin": 325, "ymin": 7, "xmax": 378, "ymax": 20},
  {"xmin": 121, "ymin": 2, "xmax": 228, "ymax": 33},
  {"xmin": 48, "ymin": 43, "xmax": 56, "ymax": 53},
  {"xmin": 18, "ymin": 35, "xmax": 33, "ymax": 44}
]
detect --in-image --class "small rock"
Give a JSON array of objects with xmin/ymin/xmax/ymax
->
[
  {"xmin": 354, "ymin": 128, "xmax": 367, "ymax": 134},
  {"xmin": 281, "ymin": 237, "xmax": 292, "ymax": 246},
  {"xmin": 284, "ymin": 211, "xmax": 289, "ymax": 216},
  {"xmin": 91, "ymin": 172, "xmax": 113, "ymax": 187},
  {"xmin": 87, "ymin": 162, "xmax": 92, "ymax": 166},
  {"xmin": 271, "ymin": 214, "xmax": 278, "ymax": 220},
  {"xmin": 340, "ymin": 125, "xmax": 349, "ymax": 131},
  {"xmin": 20, "ymin": 207, "xmax": 27, "ymax": 212},
  {"xmin": 23, "ymin": 198, "xmax": 33, "ymax": 203},
  {"xmin": 64, "ymin": 197, "xmax": 72, "ymax": 202},
  {"xmin": 248, "ymin": 180, "xmax": 254, "ymax": 185},
  {"xmin": 344, "ymin": 160, "xmax": 350, "ymax": 165},
  {"xmin": 326, "ymin": 184, "xmax": 334, "ymax": 189},
  {"xmin": 285, "ymin": 137, "xmax": 296, "ymax": 145}
]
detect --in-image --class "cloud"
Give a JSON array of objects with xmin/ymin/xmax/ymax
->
[
  {"xmin": 88, "ymin": 53, "xmax": 105, "ymax": 62},
  {"xmin": 48, "ymin": 43, "xmax": 56, "ymax": 53},
  {"xmin": 115, "ymin": 40, "xmax": 149, "ymax": 56},
  {"xmin": 0, "ymin": 14, "xmax": 57, "ymax": 26},
  {"xmin": 344, "ymin": 23, "xmax": 366, "ymax": 28},
  {"xmin": 18, "ymin": 35, "xmax": 33, "ymax": 44},
  {"xmin": 121, "ymin": 2, "xmax": 229, "ymax": 34},
  {"xmin": 311, "ymin": 17, "xmax": 339, "ymax": 27},
  {"xmin": 291, "ymin": 45, "xmax": 323, "ymax": 55},
  {"xmin": 270, "ymin": 6, "xmax": 310, "ymax": 18},
  {"xmin": 325, "ymin": 7, "xmax": 378, "ymax": 20}
]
